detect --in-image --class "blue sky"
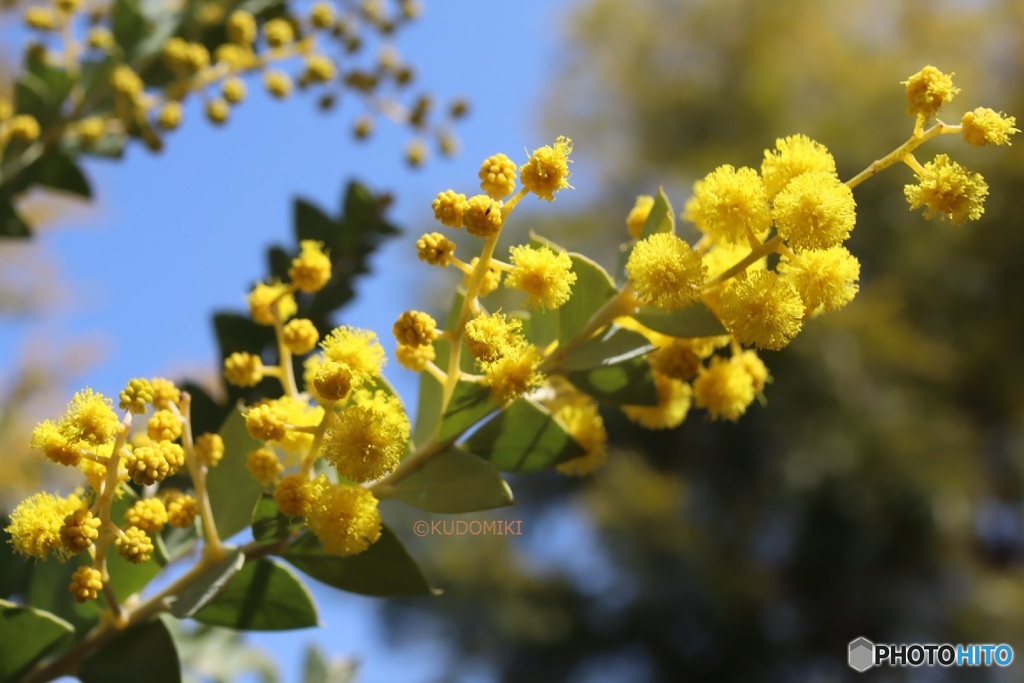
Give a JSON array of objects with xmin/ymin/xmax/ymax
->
[{"xmin": 1, "ymin": 1, "xmax": 587, "ymax": 680}]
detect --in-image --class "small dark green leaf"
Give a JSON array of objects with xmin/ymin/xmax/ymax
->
[
  {"xmin": 640, "ymin": 187, "xmax": 674, "ymax": 239},
  {"xmin": 413, "ymin": 372, "xmax": 443, "ymax": 446},
  {"xmin": 213, "ymin": 312, "xmax": 275, "ymax": 359},
  {"xmin": 267, "ymin": 245, "xmax": 291, "ymax": 281},
  {"xmin": 285, "ymin": 527, "xmax": 434, "ymax": 597},
  {"xmin": 518, "ymin": 307, "xmax": 559, "ymax": 348},
  {"xmin": 80, "ymin": 617, "xmax": 180, "ymax": 683},
  {"xmin": 392, "ymin": 446, "xmax": 514, "ymax": 513},
  {"xmin": 15, "ymin": 59, "xmax": 74, "ymax": 126},
  {"xmin": 438, "ymin": 381, "xmax": 497, "ymax": 443},
  {"xmin": 169, "ymin": 549, "xmax": 243, "ymax": 618},
  {"xmin": 463, "ymin": 398, "xmax": 584, "ymax": 472},
  {"xmin": 632, "ymin": 303, "xmax": 727, "ymax": 338},
  {"xmin": 0, "ymin": 599, "xmax": 73, "ymax": 681},
  {"xmin": 28, "ymin": 555, "xmax": 101, "ymax": 633},
  {"xmin": 28, "ymin": 152, "xmax": 92, "ymax": 199},
  {"xmin": 567, "ymin": 355, "xmax": 659, "ymax": 405},
  {"xmin": 193, "ymin": 558, "xmax": 318, "ymax": 631},
  {"xmin": 559, "ymin": 254, "xmax": 617, "ymax": 343},
  {"xmin": 294, "ymin": 198, "xmax": 336, "ymax": 243},
  {"xmin": 558, "ymin": 324, "xmax": 654, "ymax": 372},
  {"xmin": 0, "ymin": 520, "xmax": 33, "ymax": 597},
  {"xmin": 0, "ymin": 196, "xmax": 31, "ymax": 238},
  {"xmin": 207, "ymin": 408, "xmax": 266, "ymax": 541},
  {"xmin": 251, "ymin": 496, "xmax": 302, "ymax": 544}
]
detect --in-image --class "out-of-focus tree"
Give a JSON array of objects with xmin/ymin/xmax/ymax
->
[{"xmin": 381, "ymin": 1, "xmax": 1024, "ymax": 681}]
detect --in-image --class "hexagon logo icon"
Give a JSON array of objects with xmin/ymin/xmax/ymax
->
[{"xmin": 849, "ymin": 637, "xmax": 875, "ymax": 672}]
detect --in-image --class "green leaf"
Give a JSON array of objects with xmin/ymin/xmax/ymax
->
[
  {"xmin": 413, "ymin": 372, "xmax": 443, "ymax": 446},
  {"xmin": 168, "ymin": 548, "xmax": 244, "ymax": 619},
  {"xmin": 0, "ymin": 520, "xmax": 33, "ymax": 597},
  {"xmin": 213, "ymin": 312, "xmax": 275, "ymax": 359},
  {"xmin": 15, "ymin": 59, "xmax": 74, "ymax": 127},
  {"xmin": 558, "ymin": 324, "xmax": 654, "ymax": 372},
  {"xmin": 463, "ymin": 398, "xmax": 584, "ymax": 472},
  {"xmin": 0, "ymin": 599, "xmax": 73, "ymax": 681},
  {"xmin": 518, "ymin": 307, "xmax": 559, "ymax": 348},
  {"xmin": 304, "ymin": 645, "xmax": 358, "ymax": 683},
  {"xmin": 207, "ymin": 408, "xmax": 266, "ymax": 541},
  {"xmin": 392, "ymin": 446, "xmax": 514, "ymax": 513},
  {"xmin": 28, "ymin": 555, "xmax": 102, "ymax": 633},
  {"xmin": 567, "ymin": 355, "xmax": 659, "ymax": 405},
  {"xmin": 80, "ymin": 617, "xmax": 180, "ymax": 683},
  {"xmin": 285, "ymin": 527, "xmax": 435, "ymax": 597},
  {"xmin": 559, "ymin": 254, "xmax": 618, "ymax": 343},
  {"xmin": 105, "ymin": 490, "xmax": 163, "ymax": 600},
  {"xmin": 25, "ymin": 152, "xmax": 92, "ymax": 199},
  {"xmin": 251, "ymin": 495, "xmax": 302, "ymax": 544},
  {"xmin": 294, "ymin": 198, "xmax": 336, "ymax": 243},
  {"xmin": 632, "ymin": 302, "xmax": 727, "ymax": 338},
  {"xmin": 438, "ymin": 381, "xmax": 497, "ymax": 443},
  {"xmin": 640, "ymin": 187, "xmax": 675, "ymax": 239},
  {"xmin": 193, "ymin": 558, "xmax": 319, "ymax": 631},
  {"xmin": 0, "ymin": 195, "xmax": 31, "ymax": 238}
]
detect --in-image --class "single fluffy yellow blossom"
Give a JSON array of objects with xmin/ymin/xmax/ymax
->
[
  {"xmin": 683, "ymin": 165, "xmax": 771, "ymax": 243},
  {"xmin": 124, "ymin": 498, "xmax": 168, "ymax": 533},
  {"xmin": 323, "ymin": 390, "xmax": 410, "ymax": 482},
  {"xmin": 463, "ymin": 257, "xmax": 502, "ymax": 296},
  {"xmin": 86, "ymin": 27, "xmax": 114, "ymax": 50},
  {"xmin": 760, "ymin": 134, "xmax": 837, "ymax": 198},
  {"xmin": 194, "ymin": 432, "xmax": 225, "ymax": 467},
  {"xmin": 226, "ymin": 10, "xmax": 257, "ymax": 45},
  {"xmin": 396, "ymin": 343, "xmax": 436, "ymax": 372},
  {"xmin": 224, "ymin": 351, "xmax": 264, "ymax": 387},
  {"xmin": 554, "ymin": 397, "xmax": 608, "ymax": 476},
  {"xmin": 59, "ymin": 508, "xmax": 100, "ymax": 554},
  {"xmin": 6, "ymin": 491, "xmax": 85, "ymax": 559},
  {"xmin": 282, "ymin": 318, "xmax": 320, "ymax": 354},
  {"xmin": 264, "ymin": 18, "xmax": 294, "ymax": 48},
  {"xmin": 289, "ymin": 240, "xmax": 332, "ymax": 292},
  {"xmin": 405, "ymin": 140, "xmax": 428, "ymax": 168},
  {"xmin": 734, "ymin": 349, "xmax": 771, "ymax": 394},
  {"xmin": 904, "ymin": 154, "xmax": 988, "ymax": 224},
  {"xmin": 157, "ymin": 102, "xmax": 184, "ymax": 131},
  {"xmin": 313, "ymin": 360, "xmax": 354, "ymax": 402},
  {"xmin": 115, "ymin": 526, "xmax": 154, "ymax": 564},
  {"xmin": 59, "ymin": 389, "xmax": 120, "ymax": 446},
  {"xmin": 520, "ymin": 136, "xmax": 573, "ymax": 201},
  {"xmin": 245, "ymin": 402, "xmax": 289, "ymax": 443},
  {"xmin": 320, "ymin": 326, "xmax": 385, "ymax": 385},
  {"xmin": 961, "ymin": 108, "xmax": 1018, "ymax": 146},
  {"xmin": 771, "ymin": 171, "xmax": 856, "ymax": 250},
  {"xmin": 248, "ymin": 280, "xmax": 297, "ymax": 325},
  {"xmin": 626, "ymin": 195, "xmax": 655, "ymax": 239},
  {"xmin": 304, "ymin": 477, "xmax": 382, "ymax": 556},
  {"xmin": 648, "ymin": 340, "xmax": 704, "ymax": 381},
  {"xmin": 119, "ymin": 378, "xmax": 154, "ymax": 414},
  {"xmin": 462, "ymin": 195, "xmax": 504, "ymax": 237},
  {"xmin": 124, "ymin": 441, "xmax": 184, "ymax": 485},
  {"xmin": 777, "ymin": 246, "xmax": 860, "ymax": 315},
  {"xmin": 246, "ymin": 447, "xmax": 283, "ymax": 486},
  {"xmin": 622, "ymin": 373, "xmax": 692, "ymax": 430},
  {"xmin": 465, "ymin": 312, "xmax": 525, "ymax": 362},
  {"xmin": 163, "ymin": 490, "xmax": 198, "ymax": 527},
  {"xmin": 76, "ymin": 117, "xmax": 106, "ymax": 144},
  {"xmin": 305, "ymin": 54, "xmax": 337, "ymax": 83},
  {"xmin": 7, "ymin": 115, "xmax": 41, "ymax": 143},
  {"xmin": 147, "ymin": 409, "xmax": 182, "ymax": 442},
  {"xmin": 506, "ymin": 245, "xmax": 577, "ymax": 309},
  {"xmin": 69, "ymin": 566, "xmax": 103, "ymax": 603},
  {"xmin": 693, "ymin": 355, "xmax": 757, "ymax": 421},
  {"xmin": 310, "ymin": 2, "xmax": 336, "ymax": 29},
  {"xmin": 110, "ymin": 65, "xmax": 144, "ymax": 98},
  {"xmin": 479, "ymin": 153, "xmax": 518, "ymax": 199},
  {"xmin": 206, "ymin": 99, "xmax": 230, "ymax": 125},
  {"xmin": 265, "ymin": 71, "xmax": 293, "ymax": 99},
  {"xmin": 416, "ymin": 232, "xmax": 456, "ymax": 266},
  {"xmin": 30, "ymin": 420, "xmax": 81, "ymax": 467},
  {"xmin": 393, "ymin": 310, "xmax": 439, "ymax": 347},
  {"xmin": 718, "ymin": 271, "xmax": 804, "ymax": 350},
  {"xmin": 431, "ymin": 190, "xmax": 468, "ymax": 228},
  {"xmin": 275, "ymin": 474, "xmax": 310, "ymax": 517},
  {"xmin": 483, "ymin": 345, "xmax": 544, "ymax": 404},
  {"xmin": 626, "ymin": 232, "xmax": 706, "ymax": 310},
  {"xmin": 222, "ymin": 78, "xmax": 246, "ymax": 104},
  {"xmin": 150, "ymin": 378, "xmax": 181, "ymax": 409},
  {"xmin": 903, "ymin": 65, "xmax": 959, "ymax": 120},
  {"xmin": 24, "ymin": 7, "xmax": 56, "ymax": 31}
]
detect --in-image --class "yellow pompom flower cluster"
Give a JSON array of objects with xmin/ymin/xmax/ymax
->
[
  {"xmin": 393, "ymin": 310, "xmax": 439, "ymax": 347},
  {"xmin": 7, "ymin": 491, "xmax": 86, "ymax": 559},
  {"xmin": 684, "ymin": 165, "xmax": 772, "ymax": 244},
  {"xmin": 903, "ymin": 65, "xmax": 960, "ymax": 121},
  {"xmin": 904, "ymin": 154, "xmax": 989, "ymax": 224},
  {"xmin": 506, "ymin": 245, "xmax": 577, "ymax": 309},
  {"xmin": 304, "ymin": 476, "xmax": 382, "ymax": 556},
  {"xmin": 961, "ymin": 108, "xmax": 1019, "ymax": 147},
  {"xmin": 519, "ymin": 136, "xmax": 574, "ymax": 201},
  {"xmin": 289, "ymin": 241, "xmax": 332, "ymax": 293},
  {"xmin": 322, "ymin": 391, "xmax": 410, "ymax": 482},
  {"xmin": 626, "ymin": 233, "xmax": 706, "ymax": 310}
]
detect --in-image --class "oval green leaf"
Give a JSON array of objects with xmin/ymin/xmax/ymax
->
[
  {"xmin": 558, "ymin": 324, "xmax": 654, "ymax": 372},
  {"xmin": 207, "ymin": 407, "xmax": 266, "ymax": 541},
  {"xmin": 462, "ymin": 398, "xmax": 584, "ymax": 472},
  {"xmin": 632, "ymin": 302, "xmax": 726, "ymax": 338},
  {"xmin": 566, "ymin": 355, "xmax": 659, "ymax": 405},
  {"xmin": 559, "ymin": 253, "xmax": 618, "ymax": 343},
  {"xmin": 192, "ymin": 558, "xmax": 318, "ymax": 631},
  {"xmin": 168, "ymin": 548, "xmax": 244, "ymax": 619},
  {"xmin": 0, "ymin": 599, "xmax": 73, "ymax": 681},
  {"xmin": 392, "ymin": 446, "xmax": 514, "ymax": 513},
  {"xmin": 285, "ymin": 527, "xmax": 435, "ymax": 597},
  {"xmin": 251, "ymin": 495, "xmax": 303, "ymax": 544},
  {"xmin": 640, "ymin": 186, "xmax": 675, "ymax": 239},
  {"xmin": 438, "ymin": 381, "xmax": 497, "ymax": 443},
  {"xmin": 80, "ymin": 617, "xmax": 180, "ymax": 683}
]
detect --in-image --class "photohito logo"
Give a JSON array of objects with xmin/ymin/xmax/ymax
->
[{"xmin": 848, "ymin": 637, "xmax": 1014, "ymax": 672}]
